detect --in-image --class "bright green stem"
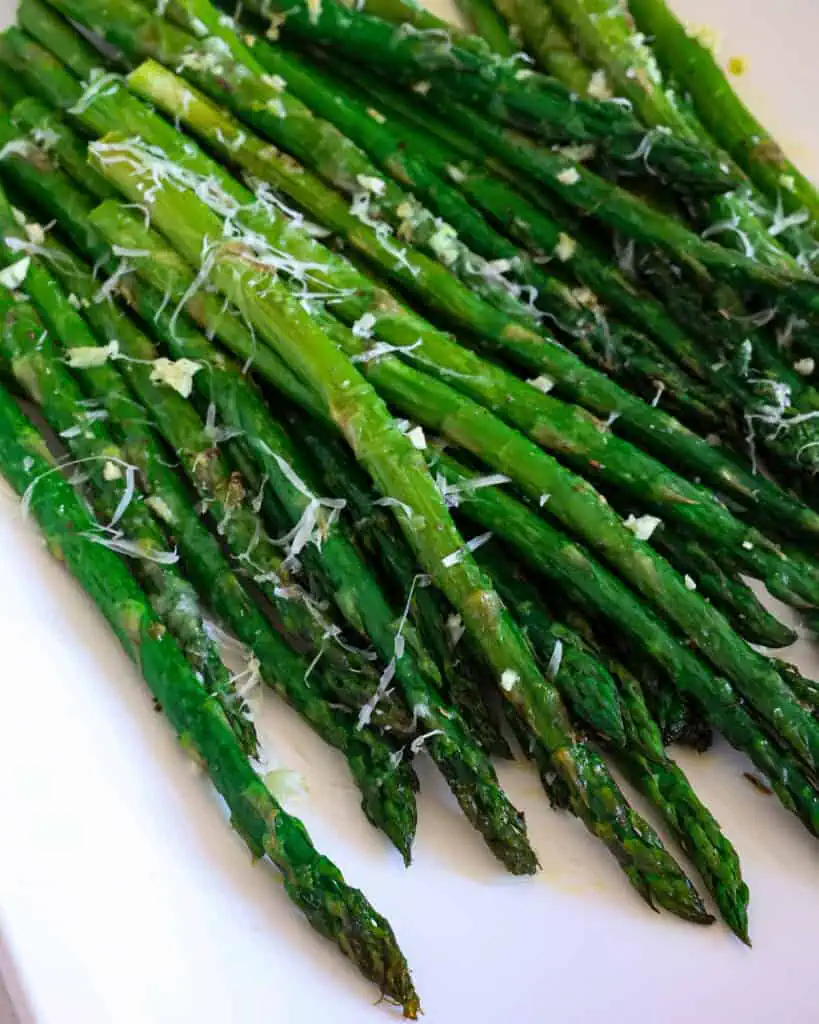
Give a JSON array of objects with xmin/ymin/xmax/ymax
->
[
  {"xmin": 234, "ymin": 0, "xmax": 736, "ymax": 193},
  {"xmin": 85, "ymin": 167, "xmax": 819, "ymax": 776},
  {"xmin": 608, "ymin": 659, "xmax": 749, "ymax": 942},
  {"xmin": 116, "ymin": 61, "xmax": 819, "ymax": 545},
  {"xmin": 10, "ymin": 94, "xmax": 118, "ymax": 199},
  {"xmin": 452, "ymin": 0, "xmax": 519, "ymax": 56},
  {"xmin": 86, "ymin": 195, "xmax": 819, "ymax": 618},
  {"xmin": 649, "ymin": 527, "xmax": 797, "ymax": 648},
  {"xmin": 477, "ymin": 547, "xmax": 626, "ymax": 745},
  {"xmin": 545, "ymin": 0, "xmax": 801, "ymax": 271},
  {"xmin": 627, "ymin": 0, "xmax": 819, "ymax": 225},
  {"xmin": 486, "ymin": 548, "xmax": 747, "ymax": 939},
  {"xmin": 0, "ymin": 381, "xmax": 419, "ymax": 1016},
  {"xmin": 89, "ymin": 135, "xmax": 713, "ymax": 924},
  {"xmin": 280, "ymin": 408, "xmax": 512, "ymax": 759},
  {"xmin": 435, "ymin": 452, "xmax": 819, "ymax": 838},
  {"xmin": 491, "ymin": 0, "xmax": 593, "ymax": 91},
  {"xmin": 0, "ymin": 288, "xmax": 259, "ymax": 759},
  {"xmin": 0, "ymin": 170, "xmax": 420, "ymax": 855},
  {"xmin": 110, "ymin": 255, "xmax": 537, "ymax": 875}
]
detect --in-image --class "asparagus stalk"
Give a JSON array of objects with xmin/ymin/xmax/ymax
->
[
  {"xmin": 0, "ymin": 288, "xmax": 259, "ymax": 758},
  {"xmin": 0, "ymin": 379, "xmax": 419, "ymax": 1015},
  {"xmin": 87, "ymin": 186, "xmax": 819, "ymax": 620},
  {"xmin": 627, "ymin": 0, "xmax": 819, "ymax": 225},
  {"xmin": 242, "ymin": 40, "xmax": 723, "ymax": 431},
  {"xmin": 490, "ymin": 0, "xmax": 592, "ymax": 91},
  {"xmin": 0, "ymin": 166, "xmax": 423, "ymax": 857},
  {"xmin": 16, "ymin": 165, "xmax": 532, "ymax": 870},
  {"xmin": 311, "ymin": 54, "xmax": 753, "ymax": 398},
  {"xmin": 9, "ymin": 95, "xmax": 118, "ymax": 199},
  {"xmin": 98, "ymin": 68, "xmax": 819, "ymax": 546},
  {"xmin": 276, "ymin": 406, "xmax": 512, "ymax": 759},
  {"xmin": 233, "ymin": 36, "xmax": 607, "ymax": 335},
  {"xmin": 86, "ymin": 177, "xmax": 819, "ymax": 772},
  {"xmin": 17, "ymin": 223, "xmax": 412, "ymax": 745},
  {"xmin": 775, "ymin": 658, "xmax": 819, "ymax": 719},
  {"xmin": 649, "ymin": 527, "xmax": 797, "ymax": 649},
  {"xmin": 33, "ymin": 0, "xmax": 590, "ymax": 332},
  {"xmin": 607, "ymin": 658, "xmax": 749, "ymax": 941},
  {"xmin": 83, "ymin": 138, "xmax": 715, "ymax": 924},
  {"xmin": 10, "ymin": 36, "xmax": 816, "ymax": 547},
  {"xmin": 477, "ymin": 548, "xmax": 626, "ymax": 744},
  {"xmin": 106, "ymin": 260, "xmax": 538, "ymax": 873},
  {"xmin": 451, "ymin": 0, "xmax": 519, "ymax": 56},
  {"xmin": 559, "ymin": 606, "xmax": 713, "ymax": 752},
  {"xmin": 435, "ymin": 452, "xmax": 819, "ymax": 836},
  {"xmin": 544, "ymin": 0, "xmax": 808, "ymax": 272},
  {"xmin": 225, "ymin": 0, "xmax": 737, "ymax": 192},
  {"xmin": 0, "ymin": 62, "xmax": 28, "ymax": 104},
  {"xmin": 484, "ymin": 550, "xmax": 747, "ymax": 939}
]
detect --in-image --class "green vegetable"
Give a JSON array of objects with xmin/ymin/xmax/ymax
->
[{"xmin": 0, "ymin": 379, "xmax": 420, "ymax": 1016}]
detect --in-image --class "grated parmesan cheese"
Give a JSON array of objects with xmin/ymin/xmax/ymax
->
[
  {"xmin": 624, "ymin": 513, "xmax": 661, "ymax": 541},
  {"xmin": 528, "ymin": 375, "xmax": 554, "ymax": 393},
  {"xmin": 66, "ymin": 340, "xmax": 120, "ymax": 369},
  {"xmin": 587, "ymin": 69, "xmax": 612, "ymax": 100},
  {"xmin": 0, "ymin": 257, "xmax": 30, "ymax": 289},
  {"xmin": 356, "ymin": 174, "xmax": 386, "ymax": 196},
  {"xmin": 557, "ymin": 168, "xmax": 580, "ymax": 186},
  {"xmin": 554, "ymin": 233, "xmax": 577, "ymax": 262},
  {"xmin": 500, "ymin": 669, "xmax": 519, "ymax": 692},
  {"xmin": 150, "ymin": 357, "xmax": 201, "ymax": 398},
  {"xmin": 407, "ymin": 425, "xmax": 427, "ymax": 450}
]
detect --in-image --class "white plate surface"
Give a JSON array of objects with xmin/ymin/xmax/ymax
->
[{"xmin": 1, "ymin": 1, "xmax": 819, "ymax": 1021}]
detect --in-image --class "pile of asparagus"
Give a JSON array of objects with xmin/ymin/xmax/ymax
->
[{"xmin": 2, "ymin": 0, "xmax": 819, "ymax": 1010}]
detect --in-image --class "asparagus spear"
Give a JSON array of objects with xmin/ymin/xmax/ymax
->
[
  {"xmin": 275, "ymin": 406, "xmax": 512, "ymax": 759},
  {"xmin": 96, "ymin": 70, "xmax": 819, "ymax": 547},
  {"xmin": 21, "ymin": 181, "xmax": 532, "ymax": 870},
  {"xmin": 0, "ymin": 288, "xmax": 259, "ymax": 758},
  {"xmin": 477, "ymin": 547, "xmax": 626, "ymax": 744},
  {"xmin": 451, "ymin": 0, "xmax": 519, "ymax": 56},
  {"xmin": 221, "ymin": 0, "xmax": 737, "ymax": 192},
  {"xmin": 241, "ymin": 40, "xmax": 723, "ymax": 430},
  {"xmin": 0, "ymin": 62, "xmax": 29, "ymax": 104},
  {"xmin": 83, "ymin": 137, "xmax": 714, "ymax": 923},
  {"xmin": 0, "ymin": 379, "xmax": 419, "ymax": 1016},
  {"xmin": 10, "ymin": 36, "xmax": 817, "ymax": 546},
  {"xmin": 80, "ymin": 174, "xmax": 819, "ymax": 776},
  {"xmin": 108, "ymin": 263, "xmax": 538, "ymax": 874},
  {"xmin": 87, "ymin": 184, "xmax": 819, "ymax": 620},
  {"xmin": 544, "ymin": 0, "xmax": 809, "ymax": 272},
  {"xmin": 490, "ymin": 0, "xmax": 593, "ymax": 91},
  {"xmin": 10, "ymin": 95, "xmax": 118, "ymax": 199},
  {"xmin": 607, "ymin": 658, "xmax": 749, "ymax": 942},
  {"xmin": 10, "ymin": 210, "xmax": 411, "ymax": 744},
  {"xmin": 484, "ymin": 550, "xmax": 747, "ymax": 939},
  {"xmin": 775, "ymin": 658, "xmax": 819, "ymax": 719},
  {"xmin": 559, "ymin": 605, "xmax": 713, "ymax": 752},
  {"xmin": 85, "ymin": 176, "xmax": 819, "ymax": 769},
  {"xmin": 627, "ymin": 0, "xmax": 819, "ymax": 224},
  {"xmin": 0, "ymin": 174, "xmax": 423, "ymax": 857},
  {"xmin": 32, "ymin": 0, "xmax": 587, "ymax": 332},
  {"xmin": 310, "ymin": 54, "xmax": 754, "ymax": 400},
  {"xmin": 435, "ymin": 452, "xmax": 819, "ymax": 837},
  {"xmin": 648, "ymin": 527, "xmax": 797, "ymax": 649}
]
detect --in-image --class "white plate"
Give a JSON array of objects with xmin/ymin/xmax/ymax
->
[{"xmin": 2, "ymin": 1, "xmax": 819, "ymax": 1021}]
